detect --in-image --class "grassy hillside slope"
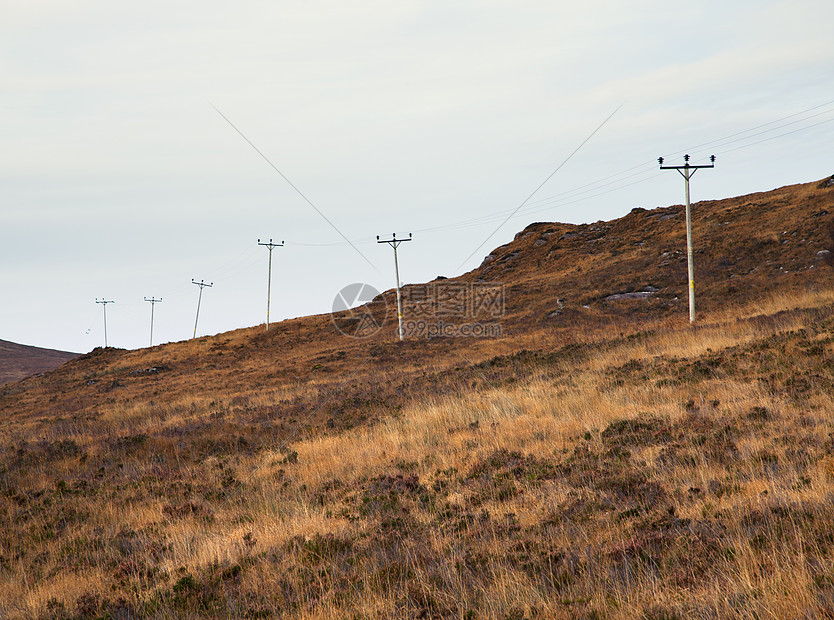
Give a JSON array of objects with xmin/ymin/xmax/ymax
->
[
  {"xmin": 1, "ymin": 178, "xmax": 834, "ymax": 618},
  {"xmin": 0, "ymin": 340, "xmax": 78, "ymax": 386}
]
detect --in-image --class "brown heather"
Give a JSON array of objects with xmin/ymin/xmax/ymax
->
[
  {"xmin": 0, "ymin": 340, "xmax": 78, "ymax": 386},
  {"xmin": 2, "ymin": 178, "xmax": 834, "ymax": 618}
]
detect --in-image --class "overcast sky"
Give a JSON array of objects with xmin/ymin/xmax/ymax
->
[{"xmin": 2, "ymin": 0, "xmax": 833, "ymax": 353}]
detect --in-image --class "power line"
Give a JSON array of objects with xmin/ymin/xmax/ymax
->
[
  {"xmin": 210, "ymin": 102, "xmax": 380, "ymax": 275},
  {"xmin": 682, "ymin": 98, "xmax": 834, "ymax": 154},
  {"xmin": 505, "ymin": 171, "xmax": 662, "ymax": 221},
  {"xmin": 687, "ymin": 106, "xmax": 834, "ymax": 155},
  {"xmin": 223, "ymin": 100, "xmax": 832, "ymax": 257},
  {"xmin": 283, "ymin": 237, "xmax": 379, "ymax": 247},
  {"xmin": 455, "ymin": 103, "xmax": 624, "ymax": 272},
  {"xmin": 437, "ymin": 107, "xmax": 834, "ymax": 237},
  {"xmin": 416, "ymin": 100, "xmax": 834, "ymax": 242},
  {"xmin": 719, "ymin": 114, "xmax": 834, "ymax": 156},
  {"xmin": 208, "ymin": 246, "xmax": 260, "ymax": 283}
]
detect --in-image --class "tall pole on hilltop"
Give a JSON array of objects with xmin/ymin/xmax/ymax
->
[
  {"xmin": 95, "ymin": 298, "xmax": 114, "ymax": 348},
  {"xmin": 377, "ymin": 233, "xmax": 412, "ymax": 341},
  {"xmin": 144, "ymin": 297, "xmax": 162, "ymax": 347},
  {"xmin": 191, "ymin": 279, "xmax": 213, "ymax": 339},
  {"xmin": 658, "ymin": 154, "xmax": 716, "ymax": 324},
  {"xmin": 258, "ymin": 238, "xmax": 284, "ymax": 330}
]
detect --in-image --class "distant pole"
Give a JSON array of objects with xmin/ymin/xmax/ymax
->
[
  {"xmin": 258, "ymin": 238, "xmax": 284, "ymax": 330},
  {"xmin": 377, "ymin": 233, "xmax": 412, "ymax": 341},
  {"xmin": 191, "ymin": 279, "xmax": 213, "ymax": 339},
  {"xmin": 95, "ymin": 298, "xmax": 114, "ymax": 348},
  {"xmin": 144, "ymin": 297, "xmax": 162, "ymax": 347},
  {"xmin": 658, "ymin": 154, "xmax": 716, "ymax": 324}
]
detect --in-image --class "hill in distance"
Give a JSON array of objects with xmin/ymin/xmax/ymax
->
[
  {"xmin": 0, "ymin": 339, "xmax": 78, "ymax": 386},
  {"xmin": 1, "ymin": 177, "xmax": 834, "ymax": 618}
]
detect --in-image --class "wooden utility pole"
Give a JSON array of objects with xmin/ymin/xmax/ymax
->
[
  {"xmin": 258, "ymin": 239, "xmax": 284, "ymax": 330},
  {"xmin": 191, "ymin": 279, "xmax": 213, "ymax": 339},
  {"xmin": 658, "ymin": 154, "xmax": 716, "ymax": 323},
  {"xmin": 144, "ymin": 297, "xmax": 162, "ymax": 347},
  {"xmin": 95, "ymin": 298, "xmax": 114, "ymax": 347},
  {"xmin": 377, "ymin": 233, "xmax": 412, "ymax": 341}
]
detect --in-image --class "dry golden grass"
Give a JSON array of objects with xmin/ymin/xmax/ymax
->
[{"xmin": 3, "ymin": 284, "xmax": 834, "ymax": 618}]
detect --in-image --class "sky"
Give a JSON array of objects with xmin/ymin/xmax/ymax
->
[{"xmin": 2, "ymin": 0, "xmax": 834, "ymax": 353}]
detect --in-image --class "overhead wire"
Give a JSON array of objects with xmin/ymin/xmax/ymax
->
[
  {"xmin": 214, "ymin": 99, "xmax": 832, "ymax": 255},
  {"xmin": 424, "ymin": 100, "xmax": 834, "ymax": 237},
  {"xmin": 379, "ymin": 99, "xmax": 834, "ymax": 242},
  {"xmin": 283, "ymin": 237, "xmax": 379, "ymax": 247},
  {"xmin": 719, "ymin": 114, "xmax": 834, "ymax": 156},
  {"xmin": 686, "ymin": 106, "xmax": 834, "ymax": 155},
  {"xmin": 456, "ymin": 103, "xmax": 625, "ymax": 271},
  {"xmin": 210, "ymin": 102, "xmax": 382, "ymax": 275},
  {"xmin": 513, "ymin": 172, "xmax": 663, "ymax": 220},
  {"xmin": 197, "ymin": 99, "xmax": 834, "ymax": 259},
  {"xmin": 677, "ymin": 97, "xmax": 834, "ymax": 154}
]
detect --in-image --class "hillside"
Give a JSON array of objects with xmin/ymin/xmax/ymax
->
[
  {"xmin": 464, "ymin": 176, "xmax": 834, "ymax": 326},
  {"xmin": 1, "ymin": 178, "xmax": 834, "ymax": 618},
  {"xmin": 3, "ymin": 178, "xmax": 832, "ymax": 426},
  {"xmin": 0, "ymin": 339, "xmax": 78, "ymax": 386}
]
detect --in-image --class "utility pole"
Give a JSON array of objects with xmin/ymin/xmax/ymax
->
[
  {"xmin": 377, "ymin": 233, "xmax": 412, "ymax": 341},
  {"xmin": 658, "ymin": 154, "xmax": 716, "ymax": 324},
  {"xmin": 95, "ymin": 298, "xmax": 114, "ymax": 348},
  {"xmin": 144, "ymin": 297, "xmax": 162, "ymax": 347},
  {"xmin": 191, "ymin": 279, "xmax": 213, "ymax": 339},
  {"xmin": 257, "ymin": 238, "xmax": 283, "ymax": 330}
]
